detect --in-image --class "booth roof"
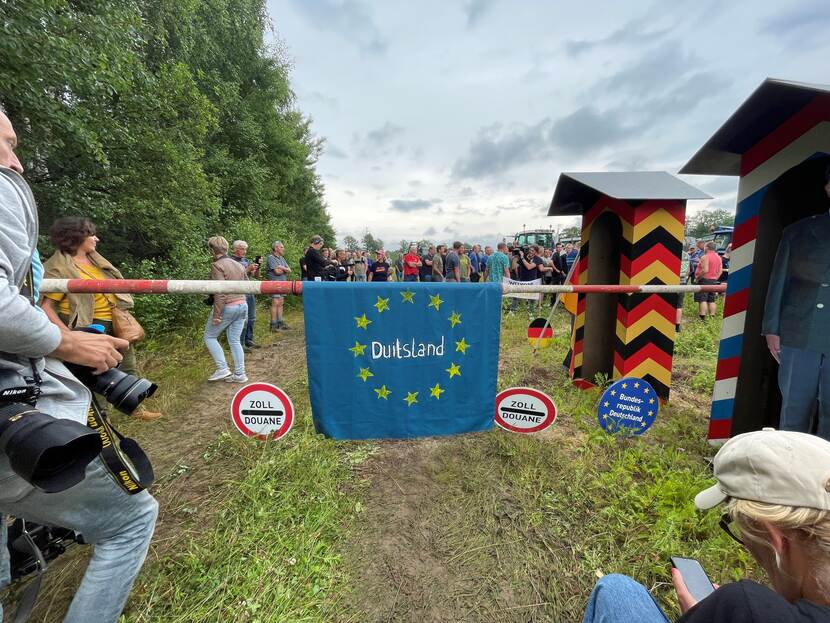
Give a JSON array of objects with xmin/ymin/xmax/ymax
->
[
  {"xmin": 680, "ymin": 78, "xmax": 830, "ymax": 176},
  {"xmin": 547, "ymin": 171, "xmax": 711, "ymax": 216}
]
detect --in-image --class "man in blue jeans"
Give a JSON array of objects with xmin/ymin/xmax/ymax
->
[{"xmin": 0, "ymin": 108, "xmax": 158, "ymax": 622}]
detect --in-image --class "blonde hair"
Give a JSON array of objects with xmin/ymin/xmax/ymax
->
[
  {"xmin": 208, "ymin": 236, "xmax": 229, "ymax": 255},
  {"xmin": 728, "ymin": 498, "xmax": 830, "ymax": 592}
]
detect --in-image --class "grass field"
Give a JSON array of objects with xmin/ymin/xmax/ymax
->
[{"xmin": 3, "ymin": 296, "xmax": 760, "ymax": 622}]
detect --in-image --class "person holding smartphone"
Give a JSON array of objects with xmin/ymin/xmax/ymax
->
[{"xmin": 582, "ymin": 429, "xmax": 830, "ymax": 622}]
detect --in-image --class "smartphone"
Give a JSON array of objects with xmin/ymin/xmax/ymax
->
[
  {"xmin": 254, "ymin": 255, "xmax": 262, "ymax": 265},
  {"xmin": 671, "ymin": 557, "xmax": 715, "ymax": 602}
]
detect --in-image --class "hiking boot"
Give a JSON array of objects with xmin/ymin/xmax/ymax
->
[
  {"xmin": 243, "ymin": 345, "xmax": 252, "ymax": 353},
  {"xmin": 225, "ymin": 374, "xmax": 249, "ymax": 383},
  {"xmin": 270, "ymin": 321, "xmax": 280, "ymax": 332},
  {"xmin": 247, "ymin": 342, "xmax": 262, "ymax": 349},
  {"xmin": 208, "ymin": 369, "xmax": 232, "ymax": 382},
  {"xmin": 279, "ymin": 322, "xmax": 289, "ymax": 330}
]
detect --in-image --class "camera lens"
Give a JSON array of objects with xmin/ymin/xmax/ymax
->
[
  {"xmin": 0, "ymin": 403, "xmax": 102, "ymax": 492},
  {"xmin": 93, "ymin": 369, "xmax": 158, "ymax": 415},
  {"xmin": 67, "ymin": 365, "xmax": 157, "ymax": 416}
]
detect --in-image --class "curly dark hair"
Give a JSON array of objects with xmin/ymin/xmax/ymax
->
[{"xmin": 50, "ymin": 217, "xmax": 97, "ymax": 254}]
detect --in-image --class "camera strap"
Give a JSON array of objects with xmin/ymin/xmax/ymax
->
[
  {"xmin": 10, "ymin": 521, "xmax": 47, "ymax": 623},
  {"xmin": 86, "ymin": 400, "xmax": 154, "ymax": 495}
]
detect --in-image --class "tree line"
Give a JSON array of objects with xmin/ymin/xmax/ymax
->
[{"xmin": 1, "ymin": 0, "xmax": 334, "ymax": 333}]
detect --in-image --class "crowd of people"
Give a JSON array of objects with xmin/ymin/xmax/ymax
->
[{"xmin": 298, "ymin": 236, "xmax": 582, "ymax": 285}]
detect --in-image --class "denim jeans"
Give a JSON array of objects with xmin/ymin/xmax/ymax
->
[
  {"xmin": 0, "ymin": 458, "xmax": 158, "ymax": 623},
  {"xmin": 582, "ymin": 574, "xmax": 670, "ymax": 623},
  {"xmin": 354, "ymin": 274, "xmax": 367, "ymax": 282},
  {"xmin": 779, "ymin": 346, "xmax": 830, "ymax": 440},
  {"xmin": 204, "ymin": 302, "xmax": 247, "ymax": 376},
  {"xmin": 240, "ymin": 294, "xmax": 256, "ymax": 345},
  {"xmin": 403, "ymin": 275, "xmax": 418, "ymax": 282},
  {"xmin": 421, "ymin": 275, "xmax": 432, "ymax": 283}
]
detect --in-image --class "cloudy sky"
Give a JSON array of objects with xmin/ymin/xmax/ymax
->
[{"xmin": 266, "ymin": 0, "xmax": 830, "ymax": 248}]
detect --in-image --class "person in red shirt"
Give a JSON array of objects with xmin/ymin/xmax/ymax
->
[
  {"xmin": 694, "ymin": 242, "xmax": 723, "ymax": 320},
  {"xmin": 402, "ymin": 244, "xmax": 422, "ymax": 282}
]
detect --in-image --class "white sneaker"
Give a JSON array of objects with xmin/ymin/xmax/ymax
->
[
  {"xmin": 225, "ymin": 374, "xmax": 249, "ymax": 383},
  {"xmin": 208, "ymin": 369, "xmax": 232, "ymax": 382}
]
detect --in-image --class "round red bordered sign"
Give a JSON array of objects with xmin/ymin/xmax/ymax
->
[
  {"xmin": 230, "ymin": 382, "xmax": 294, "ymax": 441},
  {"xmin": 494, "ymin": 387, "xmax": 557, "ymax": 433}
]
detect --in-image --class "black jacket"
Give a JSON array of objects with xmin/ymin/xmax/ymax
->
[{"xmin": 304, "ymin": 247, "xmax": 331, "ymax": 280}]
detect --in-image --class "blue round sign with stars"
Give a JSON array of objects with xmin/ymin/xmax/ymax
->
[{"xmin": 597, "ymin": 377, "xmax": 658, "ymax": 435}]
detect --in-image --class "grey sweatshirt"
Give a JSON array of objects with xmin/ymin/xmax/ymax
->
[{"xmin": 0, "ymin": 167, "xmax": 90, "ymax": 423}]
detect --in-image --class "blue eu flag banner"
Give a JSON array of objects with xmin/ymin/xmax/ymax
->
[{"xmin": 303, "ymin": 281, "xmax": 502, "ymax": 440}]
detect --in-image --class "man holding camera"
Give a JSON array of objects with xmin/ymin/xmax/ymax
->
[
  {"xmin": 0, "ymin": 108, "xmax": 158, "ymax": 622},
  {"xmin": 304, "ymin": 235, "xmax": 334, "ymax": 281}
]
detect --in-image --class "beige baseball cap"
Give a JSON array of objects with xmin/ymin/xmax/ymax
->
[{"xmin": 694, "ymin": 429, "xmax": 830, "ymax": 511}]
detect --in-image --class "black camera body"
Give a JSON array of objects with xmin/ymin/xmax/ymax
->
[{"xmin": 321, "ymin": 263, "xmax": 338, "ymax": 281}]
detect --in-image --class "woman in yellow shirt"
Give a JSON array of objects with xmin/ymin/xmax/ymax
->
[{"xmin": 40, "ymin": 217, "xmax": 161, "ymax": 421}]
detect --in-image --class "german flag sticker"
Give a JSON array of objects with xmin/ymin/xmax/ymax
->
[{"xmin": 527, "ymin": 318, "xmax": 553, "ymax": 348}]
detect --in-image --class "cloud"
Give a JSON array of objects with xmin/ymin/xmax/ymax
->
[
  {"xmin": 389, "ymin": 198, "xmax": 434, "ymax": 212},
  {"xmin": 366, "ymin": 122, "xmax": 405, "ymax": 146},
  {"xmin": 423, "ymin": 226, "xmax": 437, "ymax": 236},
  {"xmin": 452, "ymin": 119, "xmax": 549, "ymax": 179},
  {"xmin": 352, "ymin": 122, "xmax": 408, "ymax": 159},
  {"xmin": 304, "ymin": 90, "xmax": 339, "ymax": 108},
  {"xmin": 761, "ymin": 1, "xmax": 830, "ymax": 47},
  {"xmin": 598, "ymin": 41, "xmax": 698, "ymax": 97},
  {"xmin": 565, "ymin": 16, "xmax": 675, "ymax": 57},
  {"xmin": 635, "ymin": 71, "xmax": 730, "ymax": 121},
  {"xmin": 464, "ymin": 0, "xmax": 496, "ymax": 28},
  {"xmin": 287, "ymin": 0, "xmax": 388, "ymax": 55},
  {"xmin": 549, "ymin": 106, "xmax": 636, "ymax": 155},
  {"xmin": 324, "ymin": 142, "xmax": 348, "ymax": 159}
]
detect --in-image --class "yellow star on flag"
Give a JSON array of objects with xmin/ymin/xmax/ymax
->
[
  {"xmin": 428, "ymin": 294, "xmax": 443, "ymax": 311},
  {"xmin": 446, "ymin": 362, "xmax": 461, "ymax": 378},
  {"xmin": 644, "ymin": 387, "xmax": 650, "ymax": 394},
  {"xmin": 448, "ymin": 311, "xmax": 462, "ymax": 328},
  {"xmin": 374, "ymin": 296, "xmax": 390, "ymax": 313},
  {"xmin": 621, "ymin": 382, "xmax": 627, "ymax": 389},
  {"xmin": 634, "ymin": 382, "xmax": 640, "ymax": 388},
  {"xmin": 649, "ymin": 398, "xmax": 655, "ymax": 405},
  {"xmin": 610, "ymin": 390, "xmax": 617, "ymax": 396},
  {"xmin": 640, "ymin": 421, "xmax": 648, "ymax": 428},
  {"xmin": 404, "ymin": 391, "xmax": 418, "ymax": 406},
  {"xmin": 455, "ymin": 338, "xmax": 470, "ymax": 354},
  {"xmin": 429, "ymin": 383, "xmax": 445, "ymax": 399},
  {"xmin": 603, "ymin": 401, "xmax": 610, "ymax": 407},
  {"xmin": 357, "ymin": 367, "xmax": 374, "ymax": 382},
  {"xmin": 354, "ymin": 313, "xmax": 372, "ymax": 330},
  {"xmin": 374, "ymin": 385, "xmax": 391, "ymax": 400},
  {"xmin": 349, "ymin": 341, "xmax": 367, "ymax": 357},
  {"xmin": 401, "ymin": 289, "xmax": 415, "ymax": 303},
  {"xmin": 648, "ymin": 410, "xmax": 654, "ymax": 416}
]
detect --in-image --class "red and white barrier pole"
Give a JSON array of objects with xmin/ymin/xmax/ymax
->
[{"xmin": 39, "ymin": 279, "xmax": 726, "ymax": 295}]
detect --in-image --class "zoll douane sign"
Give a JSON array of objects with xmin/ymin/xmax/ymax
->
[
  {"xmin": 494, "ymin": 387, "xmax": 557, "ymax": 434},
  {"xmin": 230, "ymin": 383, "xmax": 294, "ymax": 441}
]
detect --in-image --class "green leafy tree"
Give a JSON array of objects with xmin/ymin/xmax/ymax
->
[
  {"xmin": 687, "ymin": 208, "xmax": 735, "ymax": 239},
  {"xmin": 342, "ymin": 235, "xmax": 359, "ymax": 252},
  {"xmin": 361, "ymin": 230, "xmax": 383, "ymax": 254},
  {"xmin": 0, "ymin": 0, "xmax": 335, "ymax": 334}
]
